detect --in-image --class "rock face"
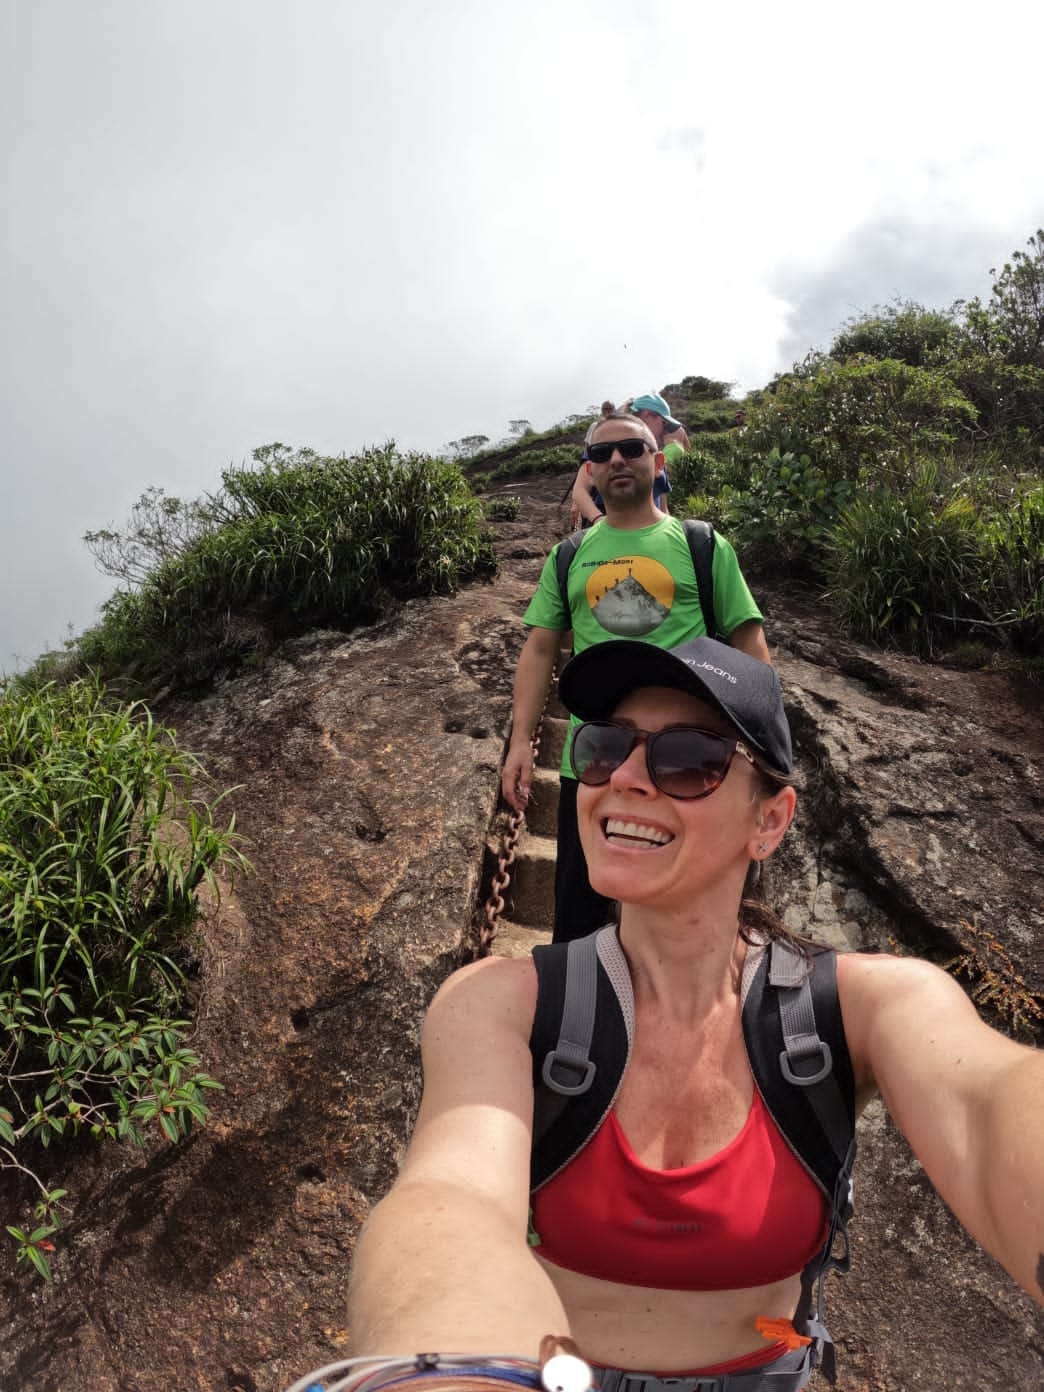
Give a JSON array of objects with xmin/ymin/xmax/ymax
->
[{"xmin": 1, "ymin": 474, "xmax": 1041, "ymax": 1391}]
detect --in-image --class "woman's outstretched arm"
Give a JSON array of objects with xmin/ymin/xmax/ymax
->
[
  {"xmin": 840, "ymin": 952, "xmax": 1044, "ymax": 1308},
  {"xmin": 348, "ymin": 956, "xmax": 573, "ymax": 1354}
]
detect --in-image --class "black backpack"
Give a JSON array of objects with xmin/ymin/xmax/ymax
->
[
  {"xmin": 554, "ymin": 519, "xmax": 720, "ymax": 640},
  {"xmin": 528, "ymin": 927, "xmax": 857, "ymax": 1383}
]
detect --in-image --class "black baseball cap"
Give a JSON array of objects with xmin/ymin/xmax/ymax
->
[{"xmin": 558, "ymin": 636, "xmax": 793, "ymax": 778}]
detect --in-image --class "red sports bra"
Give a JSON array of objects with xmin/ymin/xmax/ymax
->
[{"xmin": 530, "ymin": 1087, "xmax": 829, "ymax": 1290}]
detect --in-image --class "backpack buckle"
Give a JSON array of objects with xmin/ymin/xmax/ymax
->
[
  {"xmin": 542, "ymin": 1047, "xmax": 596, "ymax": 1096},
  {"xmin": 779, "ymin": 1039, "xmax": 833, "ymax": 1086}
]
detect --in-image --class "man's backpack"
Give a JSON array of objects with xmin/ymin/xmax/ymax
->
[
  {"xmin": 554, "ymin": 519, "xmax": 720, "ymax": 640},
  {"xmin": 528, "ymin": 927, "xmax": 858, "ymax": 1382}
]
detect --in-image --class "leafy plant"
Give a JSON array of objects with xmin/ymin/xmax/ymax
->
[
  {"xmin": 961, "ymin": 228, "xmax": 1044, "ymax": 369},
  {"xmin": 942, "ymin": 355, "xmax": 1044, "ymax": 451},
  {"xmin": 4, "ymin": 1185, "xmax": 66, "ymax": 1280},
  {"xmin": 484, "ymin": 496, "xmax": 521, "ymax": 521},
  {"xmin": 719, "ymin": 448, "xmax": 855, "ymax": 577},
  {"xmin": 741, "ymin": 357, "xmax": 978, "ymax": 489},
  {"xmin": 829, "ymin": 299, "xmax": 958, "ymax": 368},
  {"xmin": 0, "ymin": 675, "xmax": 247, "ymax": 1275}
]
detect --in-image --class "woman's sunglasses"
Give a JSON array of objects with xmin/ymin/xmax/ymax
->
[
  {"xmin": 569, "ymin": 720, "xmax": 757, "ymax": 800},
  {"xmin": 586, "ymin": 438, "xmax": 650, "ymax": 465}
]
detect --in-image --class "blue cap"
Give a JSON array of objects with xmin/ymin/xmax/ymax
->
[{"xmin": 631, "ymin": 393, "xmax": 682, "ymax": 432}]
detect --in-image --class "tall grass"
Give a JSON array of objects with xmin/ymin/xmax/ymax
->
[
  {"xmin": 0, "ymin": 675, "xmax": 247, "ymax": 1275},
  {"xmin": 33, "ymin": 445, "xmax": 496, "ymax": 693},
  {"xmin": 826, "ymin": 467, "xmax": 987, "ymax": 651}
]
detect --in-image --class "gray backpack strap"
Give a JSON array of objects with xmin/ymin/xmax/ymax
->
[
  {"xmin": 530, "ymin": 928, "xmax": 633, "ymax": 1187},
  {"xmin": 771, "ymin": 940, "xmax": 854, "ymax": 1178},
  {"xmin": 541, "ymin": 934, "xmax": 599, "ymax": 1097},
  {"xmin": 531, "ymin": 934, "xmax": 600, "ymax": 1151},
  {"xmin": 768, "ymin": 940, "xmax": 856, "ymax": 1386}
]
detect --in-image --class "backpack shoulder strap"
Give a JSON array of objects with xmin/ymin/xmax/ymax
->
[
  {"xmin": 742, "ymin": 937, "xmax": 857, "ymax": 1383},
  {"xmin": 741, "ymin": 938, "xmax": 855, "ymax": 1204},
  {"xmin": 530, "ymin": 928, "xmax": 632, "ymax": 1191},
  {"xmin": 555, "ymin": 530, "xmax": 586, "ymax": 617},
  {"xmin": 680, "ymin": 518, "xmax": 718, "ymax": 640}
]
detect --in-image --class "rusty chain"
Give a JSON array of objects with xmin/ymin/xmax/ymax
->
[{"xmin": 477, "ymin": 667, "xmax": 557, "ymax": 958}]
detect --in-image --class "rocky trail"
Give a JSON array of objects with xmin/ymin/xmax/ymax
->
[{"xmin": 1, "ymin": 468, "xmax": 1041, "ymax": 1391}]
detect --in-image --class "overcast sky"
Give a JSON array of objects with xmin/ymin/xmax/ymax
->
[{"xmin": 3, "ymin": 1, "xmax": 1042, "ymax": 673}]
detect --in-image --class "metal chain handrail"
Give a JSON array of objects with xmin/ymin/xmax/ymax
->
[{"xmin": 477, "ymin": 668, "xmax": 557, "ymax": 958}]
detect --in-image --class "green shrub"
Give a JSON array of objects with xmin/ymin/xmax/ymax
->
[
  {"xmin": 680, "ymin": 400, "xmax": 740, "ymax": 434},
  {"xmin": 0, "ymin": 675, "xmax": 247, "ymax": 1275},
  {"xmin": 669, "ymin": 433, "xmax": 747, "ymax": 497},
  {"xmin": 488, "ymin": 444, "xmax": 578, "ymax": 479},
  {"xmin": 961, "ymin": 228, "xmax": 1044, "ymax": 371},
  {"xmin": 829, "ymin": 300, "xmax": 958, "ymax": 368},
  {"xmin": 718, "ymin": 448, "xmax": 855, "ymax": 577},
  {"xmin": 942, "ymin": 354, "xmax": 1044, "ymax": 450},
  {"xmin": 51, "ymin": 445, "xmax": 497, "ymax": 691},
  {"xmin": 674, "ymin": 492, "xmax": 725, "ymax": 528},
  {"xmin": 826, "ymin": 467, "xmax": 985, "ymax": 651},
  {"xmin": 742, "ymin": 357, "xmax": 978, "ymax": 489},
  {"xmin": 947, "ymin": 641, "xmax": 995, "ymax": 670},
  {"xmin": 84, "ymin": 486, "xmax": 226, "ymax": 588},
  {"xmin": 677, "ymin": 375, "xmax": 735, "ymax": 399},
  {"xmin": 484, "ymin": 496, "xmax": 521, "ymax": 521}
]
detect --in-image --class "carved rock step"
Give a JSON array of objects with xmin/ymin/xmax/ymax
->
[
  {"xmin": 537, "ymin": 714, "xmax": 569, "ymax": 772},
  {"xmin": 505, "ymin": 829, "xmax": 556, "ymax": 930},
  {"xmin": 524, "ymin": 768, "xmax": 560, "ymax": 837},
  {"xmin": 486, "ymin": 669, "xmax": 570, "ymax": 954}
]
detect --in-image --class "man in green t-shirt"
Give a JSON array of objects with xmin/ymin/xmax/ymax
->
[{"xmin": 501, "ymin": 411, "xmax": 771, "ymax": 943}]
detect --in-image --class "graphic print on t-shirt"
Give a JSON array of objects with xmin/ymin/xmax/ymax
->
[{"xmin": 584, "ymin": 555, "xmax": 675, "ymax": 636}]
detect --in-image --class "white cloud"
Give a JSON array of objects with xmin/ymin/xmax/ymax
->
[{"xmin": 2, "ymin": 0, "xmax": 1042, "ymax": 669}]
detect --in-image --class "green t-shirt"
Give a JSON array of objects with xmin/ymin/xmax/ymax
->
[{"xmin": 523, "ymin": 516, "xmax": 764, "ymax": 776}]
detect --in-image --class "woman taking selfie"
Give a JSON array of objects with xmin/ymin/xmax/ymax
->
[{"xmin": 338, "ymin": 637, "xmax": 1043, "ymax": 1392}]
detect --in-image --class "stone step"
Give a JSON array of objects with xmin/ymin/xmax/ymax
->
[
  {"xmin": 524, "ymin": 768, "xmax": 560, "ymax": 837},
  {"xmin": 481, "ymin": 826, "xmax": 556, "ymax": 932},
  {"xmin": 481, "ymin": 690, "xmax": 569, "ymax": 944},
  {"xmin": 508, "ymin": 831, "xmax": 556, "ymax": 930},
  {"xmin": 536, "ymin": 715, "xmax": 569, "ymax": 771}
]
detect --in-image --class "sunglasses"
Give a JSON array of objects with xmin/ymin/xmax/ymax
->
[
  {"xmin": 570, "ymin": 720, "xmax": 757, "ymax": 799},
  {"xmin": 586, "ymin": 438, "xmax": 650, "ymax": 465}
]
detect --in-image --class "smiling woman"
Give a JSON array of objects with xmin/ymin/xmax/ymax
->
[{"xmin": 344, "ymin": 636, "xmax": 1044, "ymax": 1392}]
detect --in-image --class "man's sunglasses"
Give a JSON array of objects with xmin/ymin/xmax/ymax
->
[
  {"xmin": 569, "ymin": 720, "xmax": 757, "ymax": 800},
  {"xmin": 586, "ymin": 438, "xmax": 650, "ymax": 465}
]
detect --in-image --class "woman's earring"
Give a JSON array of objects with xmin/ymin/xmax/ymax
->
[{"xmin": 757, "ymin": 841, "xmax": 767, "ymax": 856}]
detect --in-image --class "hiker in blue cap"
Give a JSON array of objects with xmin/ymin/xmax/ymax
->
[
  {"xmin": 630, "ymin": 391, "xmax": 689, "ymax": 473},
  {"xmin": 345, "ymin": 635, "xmax": 1044, "ymax": 1392}
]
